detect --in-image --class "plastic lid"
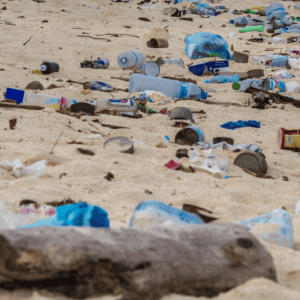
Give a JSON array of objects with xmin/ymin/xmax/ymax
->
[
  {"xmin": 40, "ymin": 64, "xmax": 47, "ymax": 71},
  {"xmin": 232, "ymin": 82, "xmax": 240, "ymax": 90}
]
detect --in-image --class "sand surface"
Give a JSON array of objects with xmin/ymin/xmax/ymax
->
[{"xmin": 0, "ymin": 0, "xmax": 300, "ymax": 298}]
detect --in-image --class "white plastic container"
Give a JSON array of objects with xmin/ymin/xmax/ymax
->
[
  {"xmin": 269, "ymin": 37, "xmax": 287, "ymax": 45},
  {"xmin": 229, "ymin": 32, "xmax": 236, "ymax": 39}
]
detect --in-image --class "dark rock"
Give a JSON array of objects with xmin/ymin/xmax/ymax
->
[
  {"xmin": 25, "ymin": 81, "xmax": 44, "ymax": 90},
  {"xmin": 0, "ymin": 223, "xmax": 276, "ymax": 299}
]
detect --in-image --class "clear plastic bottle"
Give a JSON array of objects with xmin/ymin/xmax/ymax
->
[
  {"xmin": 191, "ymin": 4, "xmax": 217, "ymax": 15},
  {"xmin": 22, "ymin": 93, "xmax": 77, "ymax": 108},
  {"xmin": 118, "ymin": 51, "xmax": 145, "ymax": 69},
  {"xmin": 229, "ymin": 16, "xmax": 249, "ymax": 26},
  {"xmin": 269, "ymin": 37, "xmax": 287, "ymax": 44},
  {"xmin": 129, "ymin": 74, "xmax": 208, "ymax": 100},
  {"xmin": 232, "ymin": 79, "xmax": 275, "ymax": 92}
]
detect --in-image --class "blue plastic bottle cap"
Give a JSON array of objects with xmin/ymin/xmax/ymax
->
[{"xmin": 40, "ymin": 65, "xmax": 47, "ymax": 71}]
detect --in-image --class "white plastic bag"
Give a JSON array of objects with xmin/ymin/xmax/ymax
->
[
  {"xmin": 285, "ymin": 81, "xmax": 300, "ymax": 93},
  {"xmin": 190, "ymin": 155, "xmax": 229, "ymax": 177},
  {"xmin": 0, "ymin": 159, "xmax": 48, "ymax": 179}
]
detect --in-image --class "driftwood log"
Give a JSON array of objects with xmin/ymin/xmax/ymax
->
[{"xmin": 0, "ymin": 223, "xmax": 276, "ymax": 299}]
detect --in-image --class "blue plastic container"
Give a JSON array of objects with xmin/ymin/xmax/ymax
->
[
  {"xmin": 129, "ymin": 200, "xmax": 204, "ymax": 229},
  {"xmin": 237, "ymin": 208, "xmax": 293, "ymax": 248},
  {"xmin": 5, "ymin": 88, "xmax": 25, "ymax": 104}
]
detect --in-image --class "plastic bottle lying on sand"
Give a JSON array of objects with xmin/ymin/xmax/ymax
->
[
  {"xmin": 23, "ymin": 93, "xmax": 77, "ymax": 108},
  {"xmin": 40, "ymin": 62, "xmax": 59, "ymax": 74},
  {"xmin": 118, "ymin": 51, "xmax": 145, "ymax": 69},
  {"xmin": 229, "ymin": 16, "xmax": 249, "ymax": 26},
  {"xmin": 129, "ymin": 74, "xmax": 208, "ymax": 100},
  {"xmin": 232, "ymin": 79, "xmax": 280, "ymax": 92},
  {"xmin": 190, "ymin": 3, "xmax": 217, "ymax": 15},
  {"xmin": 269, "ymin": 37, "xmax": 287, "ymax": 44}
]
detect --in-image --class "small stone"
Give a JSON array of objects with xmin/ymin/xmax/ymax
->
[
  {"xmin": 156, "ymin": 142, "xmax": 167, "ymax": 148},
  {"xmin": 280, "ymin": 105, "xmax": 285, "ymax": 110}
]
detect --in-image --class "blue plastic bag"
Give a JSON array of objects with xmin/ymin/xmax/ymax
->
[
  {"xmin": 220, "ymin": 120, "xmax": 260, "ymax": 130},
  {"xmin": 185, "ymin": 32, "xmax": 232, "ymax": 60},
  {"xmin": 237, "ymin": 209, "xmax": 293, "ymax": 248},
  {"xmin": 18, "ymin": 202, "xmax": 110, "ymax": 229},
  {"xmin": 129, "ymin": 200, "xmax": 204, "ymax": 228}
]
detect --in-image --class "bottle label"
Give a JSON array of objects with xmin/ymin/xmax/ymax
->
[
  {"xmin": 179, "ymin": 83, "xmax": 190, "ymax": 99},
  {"xmin": 110, "ymin": 99, "xmax": 132, "ymax": 106}
]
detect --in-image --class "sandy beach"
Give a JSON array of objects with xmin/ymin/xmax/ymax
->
[{"xmin": 0, "ymin": 0, "xmax": 300, "ymax": 298}]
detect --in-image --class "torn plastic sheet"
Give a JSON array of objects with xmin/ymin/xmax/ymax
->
[{"xmin": 0, "ymin": 158, "xmax": 48, "ymax": 179}]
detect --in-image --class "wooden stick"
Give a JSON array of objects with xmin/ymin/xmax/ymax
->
[
  {"xmin": 76, "ymin": 35, "xmax": 110, "ymax": 41},
  {"xmin": 23, "ymin": 36, "xmax": 32, "ymax": 46},
  {"xmin": 0, "ymin": 103, "xmax": 44, "ymax": 110},
  {"xmin": 50, "ymin": 131, "xmax": 63, "ymax": 154},
  {"xmin": 96, "ymin": 33, "xmax": 140, "ymax": 38},
  {"xmin": 55, "ymin": 110, "xmax": 82, "ymax": 119}
]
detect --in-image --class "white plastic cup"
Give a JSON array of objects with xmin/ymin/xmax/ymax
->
[{"xmin": 229, "ymin": 32, "xmax": 236, "ymax": 39}]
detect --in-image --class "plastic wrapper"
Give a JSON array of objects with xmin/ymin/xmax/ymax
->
[{"xmin": 0, "ymin": 158, "xmax": 48, "ymax": 179}]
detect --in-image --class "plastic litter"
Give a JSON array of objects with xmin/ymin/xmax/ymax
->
[
  {"xmin": 285, "ymin": 82, "xmax": 300, "ymax": 93},
  {"xmin": 269, "ymin": 37, "xmax": 287, "ymax": 45},
  {"xmin": 190, "ymin": 155, "xmax": 229, "ymax": 177},
  {"xmin": 0, "ymin": 158, "xmax": 48, "ymax": 179},
  {"xmin": 272, "ymin": 70, "xmax": 292, "ymax": 81},
  {"xmin": 265, "ymin": 3, "xmax": 286, "ymax": 21},
  {"xmin": 204, "ymin": 74, "xmax": 239, "ymax": 84},
  {"xmin": 18, "ymin": 202, "xmax": 110, "ymax": 229},
  {"xmin": 129, "ymin": 74, "xmax": 208, "ymax": 100},
  {"xmin": 129, "ymin": 200, "xmax": 204, "ymax": 230},
  {"xmin": 220, "ymin": 120, "xmax": 260, "ymax": 130},
  {"xmin": 236, "ymin": 208, "xmax": 293, "ymax": 249},
  {"xmin": 185, "ymin": 32, "xmax": 232, "ymax": 60}
]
